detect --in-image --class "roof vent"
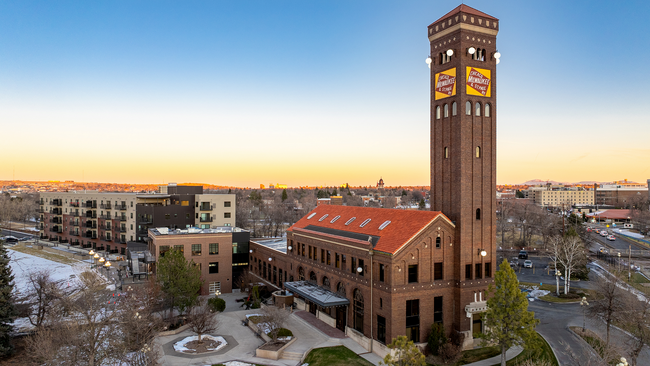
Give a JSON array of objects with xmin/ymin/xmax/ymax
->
[
  {"xmin": 330, "ymin": 215, "xmax": 341, "ymax": 224},
  {"xmin": 360, "ymin": 218, "xmax": 371, "ymax": 228},
  {"xmin": 307, "ymin": 213, "xmax": 317, "ymax": 219},
  {"xmin": 345, "ymin": 217, "xmax": 356, "ymax": 226},
  {"xmin": 318, "ymin": 214, "xmax": 329, "ymax": 222},
  {"xmin": 379, "ymin": 220, "xmax": 391, "ymax": 230}
]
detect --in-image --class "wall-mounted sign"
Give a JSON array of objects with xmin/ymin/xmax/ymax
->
[
  {"xmin": 466, "ymin": 67, "xmax": 491, "ymax": 97},
  {"xmin": 434, "ymin": 68, "xmax": 456, "ymax": 100}
]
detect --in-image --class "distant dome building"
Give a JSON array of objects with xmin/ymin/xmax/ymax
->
[{"xmin": 377, "ymin": 177, "xmax": 384, "ymax": 189}]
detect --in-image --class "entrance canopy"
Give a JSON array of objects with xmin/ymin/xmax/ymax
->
[{"xmin": 284, "ymin": 281, "xmax": 350, "ymax": 308}]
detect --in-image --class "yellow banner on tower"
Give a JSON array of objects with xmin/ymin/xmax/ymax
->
[
  {"xmin": 466, "ymin": 67, "xmax": 491, "ymax": 97},
  {"xmin": 434, "ymin": 68, "xmax": 456, "ymax": 100}
]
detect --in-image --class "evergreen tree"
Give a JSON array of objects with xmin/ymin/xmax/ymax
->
[
  {"xmin": 156, "ymin": 248, "xmax": 202, "ymax": 316},
  {"xmin": 418, "ymin": 198, "xmax": 426, "ymax": 210},
  {"xmin": 0, "ymin": 243, "xmax": 16, "ymax": 357},
  {"xmin": 281, "ymin": 189, "xmax": 288, "ymax": 202},
  {"xmin": 380, "ymin": 335, "xmax": 426, "ymax": 366},
  {"xmin": 331, "ymin": 188, "xmax": 337, "ymax": 196},
  {"xmin": 479, "ymin": 260, "xmax": 539, "ymax": 366}
]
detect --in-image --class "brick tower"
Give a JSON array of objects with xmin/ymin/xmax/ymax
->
[{"xmin": 428, "ymin": 5, "xmax": 499, "ymax": 342}]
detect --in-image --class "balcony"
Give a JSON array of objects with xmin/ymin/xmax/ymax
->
[
  {"xmin": 116, "ymin": 238, "xmax": 127, "ymax": 244},
  {"xmin": 70, "ymin": 221, "xmax": 79, "ymax": 226},
  {"xmin": 40, "ymin": 235, "xmax": 48, "ymax": 240},
  {"xmin": 51, "ymin": 208, "xmax": 63, "ymax": 215},
  {"xmin": 83, "ymin": 222, "xmax": 97, "ymax": 229},
  {"xmin": 104, "ymin": 236, "xmax": 112, "ymax": 242},
  {"xmin": 138, "ymin": 218, "xmax": 152, "ymax": 225},
  {"xmin": 119, "ymin": 216, "xmax": 127, "ymax": 222},
  {"xmin": 70, "ymin": 241, "xmax": 80, "ymax": 246},
  {"xmin": 120, "ymin": 227, "xmax": 127, "ymax": 233},
  {"xmin": 85, "ymin": 201, "xmax": 97, "ymax": 209},
  {"xmin": 38, "ymin": 207, "xmax": 45, "ymax": 213},
  {"xmin": 199, "ymin": 217, "xmax": 213, "ymax": 223},
  {"xmin": 70, "ymin": 212, "xmax": 80, "ymax": 217},
  {"xmin": 70, "ymin": 202, "xmax": 80, "ymax": 207},
  {"xmin": 199, "ymin": 204, "xmax": 213, "ymax": 211},
  {"xmin": 100, "ymin": 214, "xmax": 112, "ymax": 220},
  {"xmin": 51, "ymin": 199, "xmax": 62, "ymax": 207},
  {"xmin": 51, "ymin": 226, "xmax": 62, "ymax": 233},
  {"xmin": 100, "ymin": 203, "xmax": 112, "ymax": 210},
  {"xmin": 116, "ymin": 204, "xmax": 127, "ymax": 210},
  {"xmin": 104, "ymin": 225, "xmax": 112, "ymax": 231},
  {"xmin": 58, "ymin": 238, "xmax": 68, "ymax": 244},
  {"xmin": 69, "ymin": 231, "xmax": 79, "ymax": 236},
  {"xmin": 84, "ymin": 232, "xmax": 97, "ymax": 239},
  {"xmin": 86, "ymin": 211, "xmax": 97, "ymax": 218},
  {"xmin": 49, "ymin": 218, "xmax": 62, "ymax": 224}
]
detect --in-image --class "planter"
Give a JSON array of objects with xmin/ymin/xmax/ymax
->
[
  {"xmin": 255, "ymin": 337, "xmax": 297, "ymax": 360},
  {"xmin": 159, "ymin": 323, "xmax": 191, "ymax": 336}
]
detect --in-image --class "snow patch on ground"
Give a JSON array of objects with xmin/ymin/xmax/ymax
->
[
  {"xmin": 223, "ymin": 362, "xmax": 257, "ymax": 366},
  {"xmin": 173, "ymin": 335, "xmax": 227, "ymax": 353}
]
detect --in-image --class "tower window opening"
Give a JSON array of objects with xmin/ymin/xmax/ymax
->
[
  {"xmin": 443, "ymin": 104, "xmax": 449, "ymax": 118},
  {"xmin": 472, "ymin": 48, "xmax": 485, "ymax": 61},
  {"xmin": 452, "ymin": 102, "xmax": 457, "ymax": 116},
  {"xmin": 476, "ymin": 208, "xmax": 481, "ymax": 220},
  {"xmin": 485, "ymin": 103, "xmax": 490, "ymax": 117},
  {"xmin": 436, "ymin": 106, "xmax": 441, "ymax": 119},
  {"xmin": 465, "ymin": 101, "xmax": 472, "ymax": 115},
  {"xmin": 444, "ymin": 147, "xmax": 449, "ymax": 159},
  {"xmin": 440, "ymin": 52, "xmax": 452, "ymax": 64},
  {"xmin": 476, "ymin": 146, "xmax": 481, "ymax": 158},
  {"xmin": 475, "ymin": 102, "xmax": 481, "ymax": 116}
]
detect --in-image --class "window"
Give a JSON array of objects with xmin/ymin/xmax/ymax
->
[
  {"xmin": 186, "ymin": 213, "xmax": 190, "ymax": 219},
  {"xmin": 485, "ymin": 262, "xmax": 492, "ymax": 278},
  {"xmin": 444, "ymin": 147, "xmax": 449, "ymax": 159},
  {"xmin": 360, "ymin": 219, "xmax": 371, "ymax": 227},
  {"xmin": 318, "ymin": 214, "xmax": 329, "ymax": 222},
  {"xmin": 452, "ymin": 101, "xmax": 457, "ymax": 116},
  {"xmin": 408, "ymin": 265, "xmax": 418, "ymax": 283},
  {"xmin": 436, "ymin": 237, "xmax": 441, "ymax": 248},
  {"xmin": 443, "ymin": 104, "xmax": 449, "ymax": 118},
  {"xmin": 165, "ymin": 214, "xmax": 170, "ymax": 220},
  {"xmin": 485, "ymin": 103, "xmax": 490, "ymax": 117},
  {"xmin": 224, "ymin": 201, "xmax": 231, "ymax": 207},
  {"xmin": 224, "ymin": 212, "xmax": 231, "ymax": 218},
  {"xmin": 380, "ymin": 298, "xmax": 383, "ymax": 309},
  {"xmin": 475, "ymin": 263, "xmax": 482, "ymax": 279},
  {"xmin": 209, "ymin": 243, "xmax": 219, "ymax": 255},
  {"xmin": 309, "ymin": 246, "xmax": 312, "ymax": 259},
  {"xmin": 209, "ymin": 262, "xmax": 219, "ymax": 274},
  {"xmin": 313, "ymin": 247, "xmax": 317, "ymax": 261},
  {"xmin": 434, "ymin": 262, "xmax": 443, "ymax": 280},
  {"xmin": 159, "ymin": 245, "xmax": 170, "ymax": 257},
  {"xmin": 327, "ymin": 251, "xmax": 331, "ymax": 265},
  {"xmin": 345, "ymin": 217, "xmax": 356, "ymax": 225},
  {"xmin": 434, "ymin": 296, "xmax": 443, "ymax": 323},
  {"xmin": 476, "ymin": 146, "xmax": 481, "ymax": 158},
  {"xmin": 406, "ymin": 299, "xmax": 420, "ymax": 342},
  {"xmin": 354, "ymin": 289, "xmax": 364, "ymax": 333},
  {"xmin": 335, "ymin": 253, "xmax": 340, "ymax": 268},
  {"xmin": 321, "ymin": 249, "xmax": 325, "ymax": 263},
  {"xmin": 209, "ymin": 282, "xmax": 221, "ymax": 294},
  {"xmin": 378, "ymin": 316, "xmax": 386, "ymax": 344},
  {"xmin": 358, "ymin": 259, "xmax": 365, "ymax": 276},
  {"xmin": 466, "ymin": 264, "xmax": 472, "ymax": 280},
  {"xmin": 174, "ymin": 245, "xmax": 184, "ymax": 254},
  {"xmin": 436, "ymin": 106, "xmax": 441, "ymax": 119},
  {"xmin": 330, "ymin": 215, "xmax": 341, "ymax": 223},
  {"xmin": 379, "ymin": 263, "xmax": 385, "ymax": 282},
  {"xmin": 476, "ymin": 208, "xmax": 481, "ymax": 220},
  {"xmin": 307, "ymin": 213, "xmax": 317, "ymax": 219},
  {"xmin": 301, "ymin": 243, "xmax": 305, "ymax": 256},
  {"xmin": 466, "ymin": 101, "xmax": 472, "ymax": 115},
  {"xmin": 192, "ymin": 244, "xmax": 201, "ymax": 256},
  {"xmin": 351, "ymin": 257, "xmax": 357, "ymax": 274},
  {"xmin": 379, "ymin": 221, "xmax": 391, "ymax": 230},
  {"xmin": 475, "ymin": 102, "xmax": 481, "ymax": 116}
]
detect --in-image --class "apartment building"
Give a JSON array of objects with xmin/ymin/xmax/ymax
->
[
  {"xmin": 533, "ymin": 187, "xmax": 594, "ymax": 207},
  {"xmin": 595, "ymin": 182, "xmax": 648, "ymax": 207},
  {"xmin": 148, "ymin": 226, "xmax": 250, "ymax": 295},
  {"xmin": 39, "ymin": 184, "xmax": 235, "ymax": 255}
]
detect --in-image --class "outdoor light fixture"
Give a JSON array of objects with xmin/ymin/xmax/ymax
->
[
  {"xmin": 446, "ymin": 49, "xmax": 454, "ymax": 57},
  {"xmin": 479, "ymin": 249, "xmax": 487, "ymax": 257},
  {"xmin": 357, "ymin": 267, "xmax": 363, "ymax": 273},
  {"xmin": 426, "ymin": 56, "xmax": 432, "ymax": 69},
  {"xmin": 105, "ymin": 261, "xmax": 111, "ymax": 269},
  {"xmin": 468, "ymin": 47, "xmax": 476, "ymax": 55},
  {"xmin": 99, "ymin": 257, "xmax": 105, "ymax": 264},
  {"xmin": 249, "ymin": 249, "xmax": 253, "ymax": 253},
  {"xmin": 496, "ymin": 59, "xmax": 500, "ymax": 65},
  {"xmin": 494, "ymin": 51, "xmax": 501, "ymax": 59},
  {"xmin": 89, "ymin": 250, "xmax": 95, "ymax": 256},
  {"xmin": 268, "ymin": 257, "xmax": 272, "ymax": 262},
  {"xmin": 287, "ymin": 246, "xmax": 292, "ymax": 251}
]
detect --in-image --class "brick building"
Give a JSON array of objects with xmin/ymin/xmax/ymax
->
[{"xmin": 249, "ymin": 3, "xmax": 499, "ymax": 352}]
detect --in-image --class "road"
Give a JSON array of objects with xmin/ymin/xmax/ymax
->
[{"xmin": 1, "ymin": 228, "xmax": 35, "ymax": 240}]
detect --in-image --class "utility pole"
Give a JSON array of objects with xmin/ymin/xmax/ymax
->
[{"xmin": 628, "ymin": 245, "xmax": 631, "ymax": 282}]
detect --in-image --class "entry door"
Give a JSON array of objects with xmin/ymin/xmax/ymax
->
[
  {"xmin": 309, "ymin": 301, "xmax": 316, "ymax": 315},
  {"xmin": 472, "ymin": 313, "xmax": 483, "ymax": 336},
  {"xmin": 336, "ymin": 307, "xmax": 346, "ymax": 331}
]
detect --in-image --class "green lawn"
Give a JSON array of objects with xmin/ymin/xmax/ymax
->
[
  {"xmin": 570, "ymin": 327, "xmax": 621, "ymax": 365},
  {"xmin": 492, "ymin": 332, "xmax": 558, "ymax": 366},
  {"xmin": 632, "ymin": 273, "xmax": 650, "ymax": 284},
  {"xmin": 303, "ymin": 346, "xmax": 374, "ymax": 366},
  {"xmin": 456, "ymin": 346, "xmax": 500, "ymax": 365}
]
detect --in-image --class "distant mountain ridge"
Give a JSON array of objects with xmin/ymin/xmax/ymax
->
[{"xmin": 518, "ymin": 179, "xmax": 637, "ymax": 186}]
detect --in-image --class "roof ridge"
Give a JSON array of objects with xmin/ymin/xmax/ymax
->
[{"xmin": 429, "ymin": 4, "xmax": 498, "ymax": 26}]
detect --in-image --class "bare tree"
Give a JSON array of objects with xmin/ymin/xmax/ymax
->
[
  {"xmin": 622, "ymin": 295, "xmax": 650, "ymax": 365},
  {"xmin": 261, "ymin": 305, "xmax": 291, "ymax": 342},
  {"xmin": 187, "ymin": 298, "xmax": 220, "ymax": 344},
  {"xmin": 234, "ymin": 269, "xmax": 256, "ymax": 293},
  {"xmin": 383, "ymin": 196, "xmax": 397, "ymax": 209},
  {"xmin": 587, "ymin": 271, "xmax": 627, "ymax": 346},
  {"xmin": 554, "ymin": 235, "xmax": 586, "ymax": 294},
  {"xmin": 24, "ymin": 270, "xmax": 61, "ymax": 328}
]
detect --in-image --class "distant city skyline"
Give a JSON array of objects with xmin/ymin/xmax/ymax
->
[{"xmin": 2, "ymin": 1, "xmax": 649, "ymax": 187}]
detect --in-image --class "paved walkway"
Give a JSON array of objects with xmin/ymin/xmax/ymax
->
[{"xmin": 292, "ymin": 310, "xmax": 347, "ymax": 338}]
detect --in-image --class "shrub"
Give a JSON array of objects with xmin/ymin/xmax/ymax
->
[
  {"xmin": 428, "ymin": 323, "xmax": 447, "ymax": 356},
  {"xmin": 438, "ymin": 341, "xmax": 462, "ymax": 363},
  {"xmin": 271, "ymin": 328, "xmax": 293, "ymax": 338},
  {"xmin": 208, "ymin": 297, "xmax": 226, "ymax": 312}
]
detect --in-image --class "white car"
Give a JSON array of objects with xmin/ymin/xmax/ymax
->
[
  {"xmin": 523, "ymin": 260, "xmax": 533, "ymax": 268},
  {"xmin": 607, "ymin": 235, "xmax": 616, "ymax": 241},
  {"xmin": 600, "ymin": 231, "xmax": 608, "ymax": 237}
]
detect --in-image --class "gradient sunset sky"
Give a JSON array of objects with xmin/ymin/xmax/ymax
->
[{"xmin": 1, "ymin": 1, "xmax": 648, "ymax": 187}]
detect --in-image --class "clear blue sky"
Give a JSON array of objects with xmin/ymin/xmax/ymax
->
[{"xmin": 1, "ymin": 1, "xmax": 648, "ymax": 186}]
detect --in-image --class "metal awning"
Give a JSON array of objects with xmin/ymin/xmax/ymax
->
[{"xmin": 283, "ymin": 281, "xmax": 350, "ymax": 308}]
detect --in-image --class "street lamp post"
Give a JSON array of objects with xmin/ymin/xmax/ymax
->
[
  {"xmin": 616, "ymin": 357, "xmax": 628, "ymax": 366},
  {"xmin": 88, "ymin": 250, "xmax": 95, "ymax": 269},
  {"xmin": 580, "ymin": 297, "xmax": 589, "ymax": 333},
  {"xmin": 617, "ymin": 252, "xmax": 621, "ymax": 272},
  {"xmin": 93, "ymin": 253, "xmax": 100, "ymax": 269},
  {"xmin": 556, "ymin": 270, "xmax": 561, "ymax": 296}
]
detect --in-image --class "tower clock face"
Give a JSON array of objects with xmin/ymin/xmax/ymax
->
[
  {"xmin": 434, "ymin": 68, "xmax": 457, "ymax": 100},
  {"xmin": 466, "ymin": 67, "xmax": 491, "ymax": 97}
]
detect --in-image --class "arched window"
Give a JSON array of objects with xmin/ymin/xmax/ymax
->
[
  {"xmin": 475, "ymin": 102, "xmax": 481, "ymax": 116},
  {"xmin": 337, "ymin": 282, "xmax": 346, "ymax": 297},
  {"xmin": 322, "ymin": 276, "xmax": 330, "ymax": 290},
  {"xmin": 435, "ymin": 237, "xmax": 441, "ymax": 248},
  {"xmin": 476, "ymin": 146, "xmax": 481, "ymax": 158},
  {"xmin": 444, "ymin": 147, "xmax": 449, "ymax": 159},
  {"xmin": 452, "ymin": 102, "xmax": 457, "ymax": 116},
  {"xmin": 309, "ymin": 271, "xmax": 317, "ymax": 283},
  {"xmin": 354, "ymin": 289, "xmax": 364, "ymax": 333},
  {"xmin": 298, "ymin": 267, "xmax": 305, "ymax": 281},
  {"xmin": 476, "ymin": 208, "xmax": 481, "ymax": 220},
  {"xmin": 485, "ymin": 104, "xmax": 490, "ymax": 117},
  {"xmin": 443, "ymin": 104, "xmax": 449, "ymax": 118},
  {"xmin": 436, "ymin": 106, "xmax": 441, "ymax": 119},
  {"xmin": 465, "ymin": 101, "xmax": 472, "ymax": 115}
]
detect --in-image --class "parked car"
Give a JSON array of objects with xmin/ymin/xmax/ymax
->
[
  {"xmin": 607, "ymin": 235, "xmax": 616, "ymax": 241},
  {"xmin": 518, "ymin": 250, "xmax": 528, "ymax": 259},
  {"xmin": 3, "ymin": 236, "xmax": 18, "ymax": 243},
  {"xmin": 510, "ymin": 257, "xmax": 519, "ymax": 268},
  {"xmin": 524, "ymin": 260, "xmax": 533, "ymax": 268},
  {"xmin": 599, "ymin": 247, "xmax": 609, "ymax": 254}
]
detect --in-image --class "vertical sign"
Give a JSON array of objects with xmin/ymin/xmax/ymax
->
[
  {"xmin": 466, "ymin": 67, "xmax": 491, "ymax": 97},
  {"xmin": 434, "ymin": 68, "xmax": 457, "ymax": 100}
]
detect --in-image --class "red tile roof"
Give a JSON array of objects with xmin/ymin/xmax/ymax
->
[
  {"xmin": 585, "ymin": 209, "xmax": 632, "ymax": 220},
  {"xmin": 430, "ymin": 4, "xmax": 498, "ymax": 26},
  {"xmin": 288, "ymin": 205, "xmax": 453, "ymax": 255}
]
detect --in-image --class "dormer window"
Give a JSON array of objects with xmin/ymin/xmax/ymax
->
[
  {"xmin": 318, "ymin": 214, "xmax": 329, "ymax": 222},
  {"xmin": 360, "ymin": 219, "xmax": 371, "ymax": 228},
  {"xmin": 307, "ymin": 213, "xmax": 317, "ymax": 219}
]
